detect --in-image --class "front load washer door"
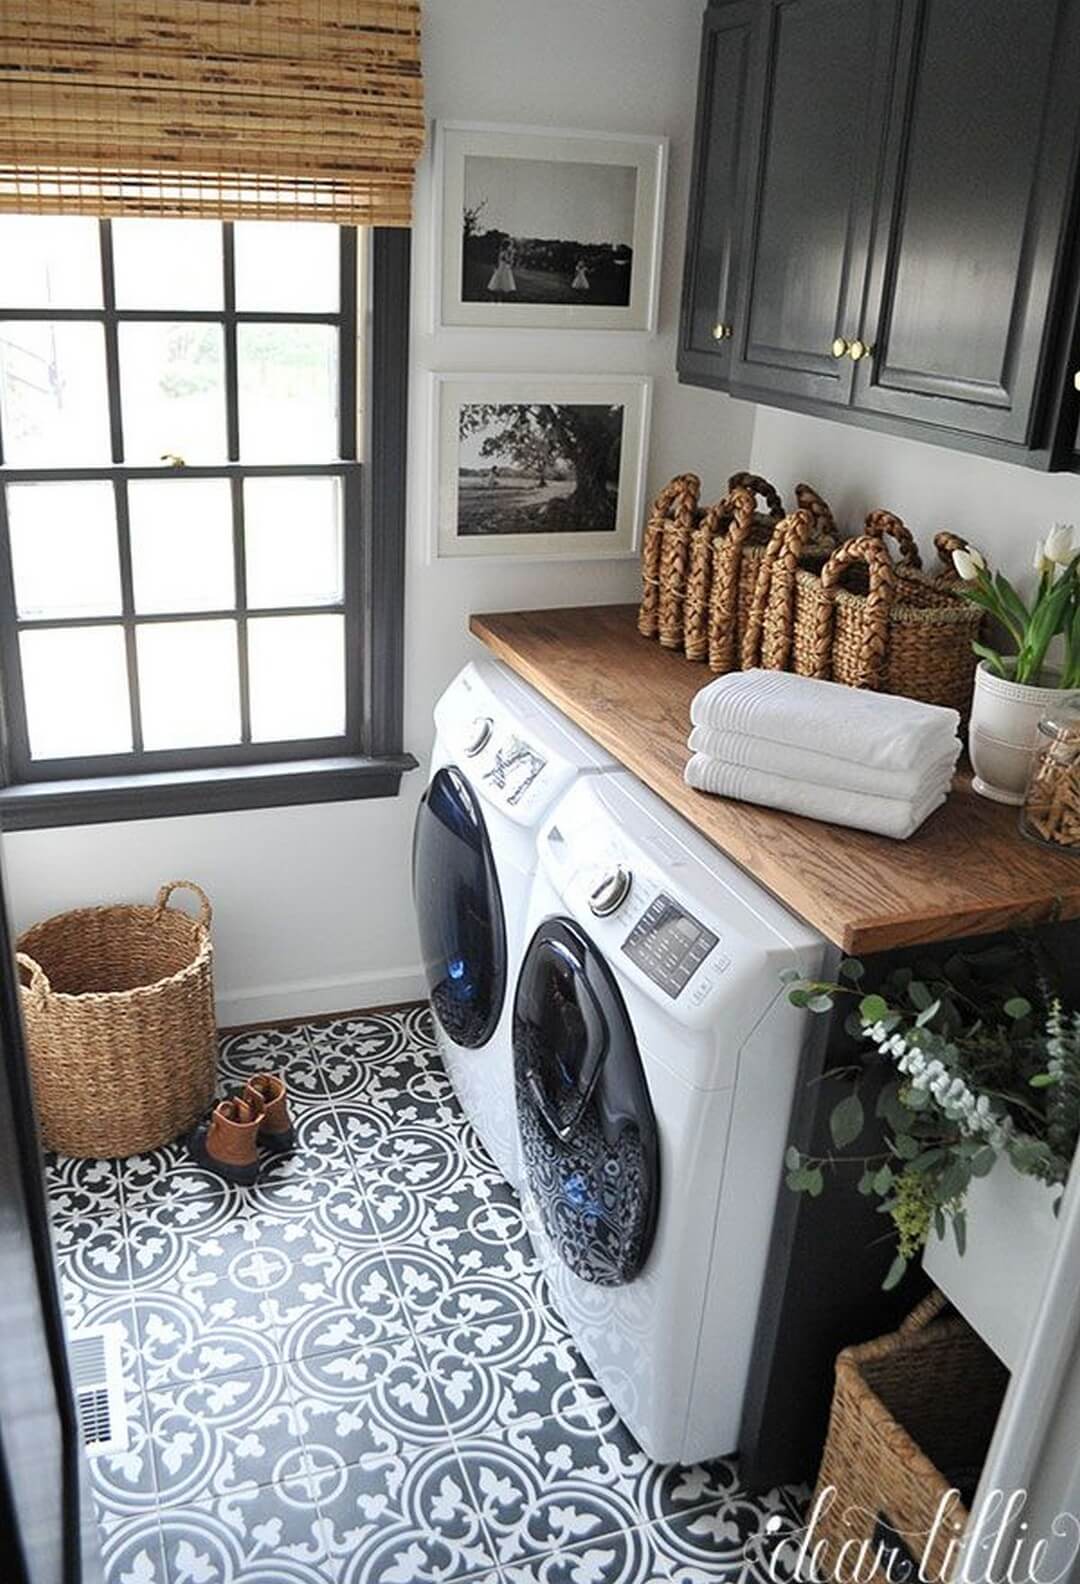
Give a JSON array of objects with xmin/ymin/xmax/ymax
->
[
  {"xmin": 513, "ymin": 918, "xmax": 659, "ymax": 1286},
  {"xmin": 412, "ymin": 765, "xmax": 507, "ymax": 1050}
]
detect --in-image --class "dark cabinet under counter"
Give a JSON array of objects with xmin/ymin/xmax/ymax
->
[{"xmin": 679, "ymin": 0, "xmax": 1080, "ymax": 470}]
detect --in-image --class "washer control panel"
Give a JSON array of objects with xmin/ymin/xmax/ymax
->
[
  {"xmin": 481, "ymin": 733, "xmax": 547, "ymax": 808},
  {"xmin": 621, "ymin": 892, "xmax": 719, "ymax": 1000}
]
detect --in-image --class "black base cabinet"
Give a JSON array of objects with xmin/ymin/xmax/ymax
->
[{"xmin": 679, "ymin": 0, "xmax": 1080, "ymax": 470}]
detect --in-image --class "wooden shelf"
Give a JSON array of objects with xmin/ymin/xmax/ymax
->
[{"xmin": 470, "ymin": 605, "xmax": 1080, "ymax": 955}]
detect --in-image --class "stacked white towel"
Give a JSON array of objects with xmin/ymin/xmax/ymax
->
[{"xmin": 685, "ymin": 670, "xmax": 961, "ymax": 840}]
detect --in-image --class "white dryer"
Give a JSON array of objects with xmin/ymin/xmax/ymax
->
[
  {"xmin": 412, "ymin": 658, "xmax": 616, "ymax": 1187},
  {"xmin": 512, "ymin": 771, "xmax": 826, "ymax": 1463}
]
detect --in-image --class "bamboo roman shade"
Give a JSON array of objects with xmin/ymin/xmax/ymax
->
[{"xmin": 0, "ymin": 1, "xmax": 424, "ymax": 225}]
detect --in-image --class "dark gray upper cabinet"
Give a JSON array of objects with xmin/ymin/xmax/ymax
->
[
  {"xmin": 728, "ymin": 0, "xmax": 903, "ymax": 406},
  {"xmin": 678, "ymin": 0, "xmax": 755, "ymax": 384},
  {"xmin": 678, "ymin": 0, "xmax": 1080, "ymax": 469},
  {"xmin": 855, "ymin": 0, "xmax": 1080, "ymax": 445}
]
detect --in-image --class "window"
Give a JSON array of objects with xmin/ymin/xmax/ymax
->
[{"xmin": 0, "ymin": 218, "xmax": 411, "ymax": 827}]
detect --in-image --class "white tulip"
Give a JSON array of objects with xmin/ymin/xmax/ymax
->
[
  {"xmin": 1033, "ymin": 538, "xmax": 1048, "ymax": 574},
  {"xmin": 1045, "ymin": 522, "xmax": 1075, "ymax": 565},
  {"xmin": 966, "ymin": 545, "xmax": 986, "ymax": 570},
  {"xmin": 952, "ymin": 547, "xmax": 982, "ymax": 581}
]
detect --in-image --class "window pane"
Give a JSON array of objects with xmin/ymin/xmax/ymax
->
[
  {"xmin": 21, "ymin": 627, "xmax": 131, "ymax": 759},
  {"xmin": 118, "ymin": 322, "xmax": 226, "ymax": 463},
  {"xmin": 233, "ymin": 221, "xmax": 339, "ymax": 311},
  {"xmin": 248, "ymin": 614, "xmax": 344, "ymax": 741},
  {"xmin": 244, "ymin": 477, "xmax": 343, "ymax": 608},
  {"xmin": 137, "ymin": 620, "xmax": 240, "ymax": 749},
  {"xmin": 129, "ymin": 479, "xmax": 234, "ymax": 614},
  {"xmin": 8, "ymin": 482, "xmax": 121, "ymax": 619},
  {"xmin": 237, "ymin": 324, "xmax": 338, "ymax": 461},
  {"xmin": 0, "ymin": 321, "xmax": 111, "ymax": 464},
  {"xmin": 112, "ymin": 219, "xmax": 224, "ymax": 310},
  {"xmin": 0, "ymin": 217, "xmax": 102, "ymax": 308}
]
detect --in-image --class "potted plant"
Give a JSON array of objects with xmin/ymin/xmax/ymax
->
[
  {"xmin": 951, "ymin": 525, "xmax": 1080, "ymax": 803},
  {"xmin": 782, "ymin": 943, "xmax": 1077, "ymax": 1363}
]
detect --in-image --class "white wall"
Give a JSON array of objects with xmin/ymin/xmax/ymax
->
[
  {"xmin": 749, "ymin": 407, "xmax": 1080, "ymax": 587},
  {"xmin": 1, "ymin": 0, "xmax": 753, "ymax": 1025}
]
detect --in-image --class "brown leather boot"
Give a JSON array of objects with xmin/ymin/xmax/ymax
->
[
  {"xmin": 189, "ymin": 1095, "xmax": 264, "ymax": 1185},
  {"xmin": 243, "ymin": 1074, "xmax": 294, "ymax": 1155}
]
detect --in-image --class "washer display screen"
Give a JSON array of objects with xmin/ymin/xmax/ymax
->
[{"xmin": 621, "ymin": 893, "xmax": 719, "ymax": 999}]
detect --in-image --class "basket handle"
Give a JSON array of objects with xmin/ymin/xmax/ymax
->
[
  {"xmin": 898, "ymin": 1289, "xmax": 949, "ymax": 1333},
  {"xmin": 793, "ymin": 482, "xmax": 837, "ymax": 545},
  {"xmin": 740, "ymin": 508, "xmax": 814, "ymax": 671},
  {"xmin": 933, "ymin": 531, "xmax": 971, "ymax": 579},
  {"xmin": 812, "ymin": 534, "xmax": 898, "ymax": 690},
  {"xmin": 15, "ymin": 951, "xmax": 51, "ymax": 1005},
  {"xmin": 727, "ymin": 470, "xmax": 784, "ymax": 523},
  {"xmin": 707, "ymin": 486, "xmax": 757, "ymax": 673},
  {"xmin": 154, "ymin": 880, "xmax": 213, "ymax": 931},
  {"xmin": 864, "ymin": 509, "xmax": 923, "ymax": 570}
]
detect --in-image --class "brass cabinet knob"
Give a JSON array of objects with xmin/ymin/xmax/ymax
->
[
  {"xmin": 712, "ymin": 322, "xmax": 732, "ymax": 340},
  {"xmin": 831, "ymin": 337, "xmax": 850, "ymax": 358},
  {"xmin": 848, "ymin": 338, "xmax": 874, "ymax": 362}
]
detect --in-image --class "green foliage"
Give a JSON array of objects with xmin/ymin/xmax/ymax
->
[
  {"xmin": 779, "ymin": 936, "xmax": 1078, "ymax": 1290},
  {"xmin": 951, "ymin": 536, "xmax": 1080, "ymax": 686}
]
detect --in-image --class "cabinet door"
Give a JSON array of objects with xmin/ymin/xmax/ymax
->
[
  {"xmin": 855, "ymin": 0, "xmax": 1080, "ymax": 443},
  {"xmin": 729, "ymin": 0, "xmax": 904, "ymax": 406},
  {"xmin": 678, "ymin": 1, "xmax": 755, "ymax": 388}
]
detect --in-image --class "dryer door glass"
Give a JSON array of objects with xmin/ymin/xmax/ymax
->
[
  {"xmin": 514, "ymin": 918, "xmax": 660, "ymax": 1286},
  {"xmin": 412, "ymin": 765, "xmax": 507, "ymax": 1049}
]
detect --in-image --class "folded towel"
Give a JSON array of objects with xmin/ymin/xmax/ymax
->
[
  {"xmin": 687, "ymin": 725, "xmax": 959, "ymax": 801},
  {"xmin": 684, "ymin": 754, "xmax": 947, "ymax": 840},
  {"xmin": 690, "ymin": 670, "xmax": 960, "ymax": 771}
]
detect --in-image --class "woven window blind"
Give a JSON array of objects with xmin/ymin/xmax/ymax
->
[{"xmin": 0, "ymin": 0, "xmax": 424, "ymax": 225}]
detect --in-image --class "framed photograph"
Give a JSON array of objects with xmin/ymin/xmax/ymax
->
[
  {"xmin": 432, "ymin": 374, "xmax": 652, "ymax": 561},
  {"xmin": 435, "ymin": 122, "xmax": 667, "ymax": 332}
]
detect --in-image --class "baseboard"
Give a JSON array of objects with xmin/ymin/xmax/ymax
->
[{"xmin": 215, "ymin": 965, "xmax": 427, "ymax": 1027}]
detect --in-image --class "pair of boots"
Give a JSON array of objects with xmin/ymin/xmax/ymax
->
[{"xmin": 189, "ymin": 1074, "xmax": 294, "ymax": 1186}]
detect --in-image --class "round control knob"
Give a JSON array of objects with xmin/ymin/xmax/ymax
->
[
  {"xmin": 588, "ymin": 864, "xmax": 632, "ymax": 917},
  {"xmin": 464, "ymin": 715, "xmax": 493, "ymax": 757}
]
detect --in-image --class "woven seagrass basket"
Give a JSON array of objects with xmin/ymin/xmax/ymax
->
[
  {"xmin": 17, "ymin": 881, "xmax": 217, "ymax": 1158},
  {"xmin": 744, "ymin": 512, "xmax": 983, "ymax": 713},
  {"xmin": 704, "ymin": 475, "xmax": 837, "ymax": 673},
  {"xmin": 638, "ymin": 472, "xmax": 703, "ymax": 650},
  {"xmin": 638, "ymin": 471, "xmax": 838, "ymax": 668},
  {"xmin": 812, "ymin": 1292, "xmax": 1008, "ymax": 1584}
]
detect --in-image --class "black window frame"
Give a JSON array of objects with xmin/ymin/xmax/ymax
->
[{"xmin": 0, "ymin": 222, "xmax": 414, "ymax": 829}]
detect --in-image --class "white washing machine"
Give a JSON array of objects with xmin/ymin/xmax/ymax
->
[
  {"xmin": 513, "ymin": 771, "xmax": 826, "ymax": 1463},
  {"xmin": 412, "ymin": 658, "xmax": 616, "ymax": 1187}
]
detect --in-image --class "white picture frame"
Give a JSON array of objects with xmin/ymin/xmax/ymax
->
[
  {"xmin": 432, "ymin": 373, "xmax": 652, "ymax": 561},
  {"xmin": 434, "ymin": 121, "xmax": 667, "ymax": 333}
]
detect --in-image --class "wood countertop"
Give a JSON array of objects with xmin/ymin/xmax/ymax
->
[{"xmin": 470, "ymin": 604, "xmax": 1080, "ymax": 955}]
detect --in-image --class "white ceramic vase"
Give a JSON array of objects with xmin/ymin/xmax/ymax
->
[
  {"xmin": 922, "ymin": 1155, "xmax": 1060, "ymax": 1368},
  {"xmin": 968, "ymin": 661, "xmax": 1064, "ymax": 805}
]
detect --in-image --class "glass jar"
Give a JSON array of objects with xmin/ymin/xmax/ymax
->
[{"xmin": 1019, "ymin": 697, "xmax": 1080, "ymax": 850}]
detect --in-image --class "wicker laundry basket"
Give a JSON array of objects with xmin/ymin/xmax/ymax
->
[
  {"xmin": 638, "ymin": 471, "xmax": 702, "ymax": 647},
  {"xmin": 812, "ymin": 1292, "xmax": 1008, "ymax": 1584},
  {"xmin": 705, "ymin": 475, "xmax": 837, "ymax": 673},
  {"xmin": 17, "ymin": 881, "xmax": 217, "ymax": 1158},
  {"xmin": 744, "ymin": 513, "xmax": 983, "ymax": 713}
]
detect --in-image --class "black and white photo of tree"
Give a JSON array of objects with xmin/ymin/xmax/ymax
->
[
  {"xmin": 461, "ymin": 155, "xmax": 636, "ymax": 307},
  {"xmin": 457, "ymin": 402, "xmax": 624, "ymax": 535}
]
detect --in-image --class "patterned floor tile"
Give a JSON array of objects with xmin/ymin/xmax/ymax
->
[
  {"xmin": 277, "ymin": 1246, "xmax": 412, "ymax": 1362},
  {"xmin": 52, "ymin": 1212, "xmax": 133, "ymax": 1298},
  {"xmin": 97, "ymin": 1511, "xmax": 169, "ymax": 1584},
  {"xmin": 454, "ymin": 1422, "xmax": 645, "ymax": 1568},
  {"xmin": 289, "ymin": 1333, "xmax": 449, "ymax": 1466},
  {"xmin": 313, "ymin": 1440, "xmax": 497, "ymax": 1584},
  {"xmin": 148, "ymin": 1363, "xmax": 302, "ymax": 1507},
  {"xmin": 420, "ymin": 1314, "xmax": 595, "ymax": 1440},
  {"xmin": 44, "ymin": 1153, "xmax": 124, "ymax": 1220},
  {"xmin": 157, "ymin": 1474, "xmax": 328, "ymax": 1583},
  {"xmin": 41, "ymin": 1006, "xmax": 808, "ymax": 1584}
]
